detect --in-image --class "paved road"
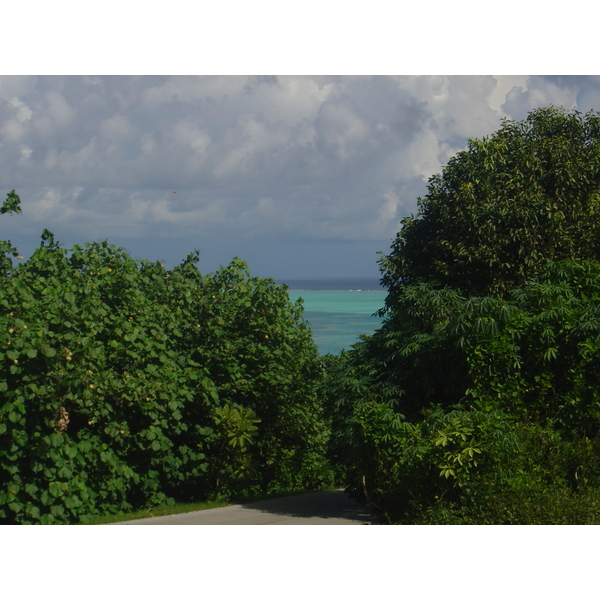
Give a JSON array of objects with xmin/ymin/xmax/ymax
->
[{"xmin": 112, "ymin": 489, "xmax": 378, "ymax": 525}]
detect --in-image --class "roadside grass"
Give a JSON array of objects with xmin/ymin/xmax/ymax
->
[{"xmin": 82, "ymin": 486, "xmax": 339, "ymax": 524}]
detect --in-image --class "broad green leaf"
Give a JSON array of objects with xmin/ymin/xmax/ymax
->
[{"xmin": 49, "ymin": 482, "xmax": 63, "ymax": 498}]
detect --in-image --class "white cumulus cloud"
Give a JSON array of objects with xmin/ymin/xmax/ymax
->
[{"xmin": 1, "ymin": 75, "xmax": 599, "ymax": 277}]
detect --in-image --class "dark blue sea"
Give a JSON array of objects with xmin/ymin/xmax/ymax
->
[{"xmin": 276, "ymin": 278, "xmax": 387, "ymax": 355}]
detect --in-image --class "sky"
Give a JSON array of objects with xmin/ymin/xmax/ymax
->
[
  {"xmin": 0, "ymin": 75, "xmax": 600, "ymax": 278},
  {"xmin": 1, "ymin": 1, "xmax": 598, "ymax": 284},
  {"xmin": 3, "ymin": 74, "xmax": 600, "ymax": 280}
]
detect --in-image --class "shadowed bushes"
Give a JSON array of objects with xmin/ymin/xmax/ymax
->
[{"xmin": 0, "ymin": 192, "xmax": 333, "ymax": 524}]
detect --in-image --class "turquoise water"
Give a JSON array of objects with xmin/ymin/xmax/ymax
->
[{"xmin": 287, "ymin": 289, "xmax": 387, "ymax": 355}]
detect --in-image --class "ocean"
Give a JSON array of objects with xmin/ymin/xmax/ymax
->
[{"xmin": 277, "ymin": 278, "xmax": 387, "ymax": 355}]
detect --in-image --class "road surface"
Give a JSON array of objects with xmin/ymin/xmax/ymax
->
[{"xmin": 112, "ymin": 489, "xmax": 377, "ymax": 525}]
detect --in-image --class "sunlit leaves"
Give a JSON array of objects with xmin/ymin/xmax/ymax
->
[{"xmin": 379, "ymin": 107, "xmax": 600, "ymax": 304}]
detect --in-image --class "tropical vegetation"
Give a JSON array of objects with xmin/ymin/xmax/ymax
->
[
  {"xmin": 0, "ymin": 193, "xmax": 332, "ymax": 524},
  {"xmin": 320, "ymin": 107, "xmax": 600, "ymax": 524},
  {"xmin": 4, "ymin": 106, "xmax": 600, "ymax": 525}
]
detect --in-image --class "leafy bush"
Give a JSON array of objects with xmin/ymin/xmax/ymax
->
[
  {"xmin": 0, "ymin": 191, "xmax": 332, "ymax": 524},
  {"xmin": 323, "ymin": 260, "xmax": 600, "ymax": 523}
]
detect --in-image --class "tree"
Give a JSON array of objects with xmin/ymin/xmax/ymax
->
[
  {"xmin": 379, "ymin": 107, "xmax": 600, "ymax": 304},
  {"xmin": 320, "ymin": 107, "xmax": 600, "ymax": 524}
]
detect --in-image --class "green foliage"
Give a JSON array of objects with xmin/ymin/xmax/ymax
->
[
  {"xmin": 379, "ymin": 107, "xmax": 600, "ymax": 303},
  {"xmin": 320, "ymin": 107, "xmax": 600, "ymax": 524},
  {"xmin": 326, "ymin": 259, "xmax": 600, "ymax": 523},
  {"xmin": 0, "ymin": 196, "xmax": 332, "ymax": 523},
  {"xmin": 0, "ymin": 190, "xmax": 23, "ymax": 278},
  {"xmin": 208, "ymin": 403, "xmax": 261, "ymax": 496},
  {"xmin": 1, "ymin": 190, "xmax": 21, "ymax": 216}
]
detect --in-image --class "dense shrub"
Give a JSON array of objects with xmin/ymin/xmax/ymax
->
[
  {"xmin": 323, "ymin": 260, "xmax": 600, "ymax": 524},
  {"xmin": 0, "ymin": 192, "xmax": 332, "ymax": 524}
]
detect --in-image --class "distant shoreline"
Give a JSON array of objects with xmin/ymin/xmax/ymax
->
[{"xmin": 276, "ymin": 277, "xmax": 384, "ymax": 291}]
